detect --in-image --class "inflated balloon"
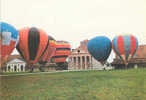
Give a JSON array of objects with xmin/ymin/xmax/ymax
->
[
  {"xmin": 16, "ymin": 27, "xmax": 54, "ymax": 66},
  {"xmin": 38, "ymin": 35, "xmax": 56, "ymax": 65},
  {"xmin": 0, "ymin": 22, "xmax": 19, "ymax": 67},
  {"xmin": 112, "ymin": 34, "xmax": 138, "ymax": 66},
  {"xmin": 87, "ymin": 36, "xmax": 112, "ymax": 64},
  {"xmin": 52, "ymin": 41, "xmax": 71, "ymax": 63}
]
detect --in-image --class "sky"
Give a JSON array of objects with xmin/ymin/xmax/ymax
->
[{"xmin": 1, "ymin": 0, "xmax": 146, "ymax": 62}]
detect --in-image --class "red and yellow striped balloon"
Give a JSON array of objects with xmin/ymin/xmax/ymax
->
[{"xmin": 52, "ymin": 41, "xmax": 71, "ymax": 63}]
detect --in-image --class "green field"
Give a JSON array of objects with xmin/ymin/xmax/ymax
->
[{"xmin": 0, "ymin": 68, "xmax": 146, "ymax": 100}]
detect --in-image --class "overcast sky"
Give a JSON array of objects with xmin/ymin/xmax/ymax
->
[{"xmin": 1, "ymin": 0, "xmax": 146, "ymax": 62}]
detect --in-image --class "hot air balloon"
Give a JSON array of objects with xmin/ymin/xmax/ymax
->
[
  {"xmin": 38, "ymin": 35, "xmax": 56, "ymax": 64},
  {"xmin": 87, "ymin": 36, "xmax": 112, "ymax": 65},
  {"xmin": 16, "ymin": 27, "xmax": 55, "ymax": 72},
  {"xmin": 0, "ymin": 22, "xmax": 19, "ymax": 69},
  {"xmin": 38, "ymin": 35, "xmax": 56, "ymax": 71},
  {"xmin": 112, "ymin": 34, "xmax": 138, "ymax": 67},
  {"xmin": 52, "ymin": 40, "xmax": 71, "ymax": 66}
]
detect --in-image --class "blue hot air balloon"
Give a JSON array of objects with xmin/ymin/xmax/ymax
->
[
  {"xmin": 87, "ymin": 36, "xmax": 112, "ymax": 64},
  {"xmin": 0, "ymin": 22, "xmax": 19, "ymax": 67}
]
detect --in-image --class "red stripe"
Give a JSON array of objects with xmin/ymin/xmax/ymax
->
[
  {"xmin": 55, "ymin": 44, "xmax": 70, "ymax": 48},
  {"xmin": 19, "ymin": 28, "xmax": 29, "ymax": 63},
  {"xmin": 54, "ymin": 58, "xmax": 66, "ymax": 63},
  {"xmin": 1, "ymin": 41, "xmax": 16, "ymax": 58},
  {"xmin": 117, "ymin": 36, "xmax": 125, "ymax": 55},
  {"xmin": 130, "ymin": 35, "xmax": 136, "ymax": 54},
  {"xmin": 54, "ymin": 51, "xmax": 70, "ymax": 56}
]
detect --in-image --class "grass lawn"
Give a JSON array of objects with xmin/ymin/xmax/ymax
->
[{"xmin": 0, "ymin": 68, "xmax": 146, "ymax": 100}]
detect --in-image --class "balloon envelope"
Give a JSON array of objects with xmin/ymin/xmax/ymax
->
[
  {"xmin": 52, "ymin": 40, "xmax": 71, "ymax": 63},
  {"xmin": 38, "ymin": 35, "xmax": 56, "ymax": 65},
  {"xmin": 16, "ymin": 27, "xmax": 54, "ymax": 66},
  {"xmin": 87, "ymin": 36, "xmax": 112, "ymax": 64},
  {"xmin": 112, "ymin": 34, "xmax": 138, "ymax": 65},
  {"xmin": 0, "ymin": 22, "xmax": 19, "ymax": 67}
]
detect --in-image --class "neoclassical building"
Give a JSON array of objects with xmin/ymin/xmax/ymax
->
[
  {"xmin": 5, "ymin": 58, "xmax": 26, "ymax": 72},
  {"xmin": 68, "ymin": 40, "xmax": 103, "ymax": 70}
]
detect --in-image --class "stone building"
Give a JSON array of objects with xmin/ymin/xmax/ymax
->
[
  {"xmin": 68, "ymin": 40, "xmax": 103, "ymax": 70},
  {"xmin": 112, "ymin": 45, "xmax": 146, "ymax": 69},
  {"xmin": 0, "ymin": 55, "xmax": 26, "ymax": 72},
  {"xmin": 5, "ymin": 58, "xmax": 26, "ymax": 72}
]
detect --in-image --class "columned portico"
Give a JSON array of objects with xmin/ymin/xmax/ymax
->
[
  {"xmin": 68, "ymin": 39, "xmax": 103, "ymax": 70},
  {"xmin": 68, "ymin": 53, "xmax": 96, "ymax": 70},
  {"xmin": 5, "ymin": 59, "xmax": 26, "ymax": 72},
  {"xmin": 6, "ymin": 63, "xmax": 26, "ymax": 72}
]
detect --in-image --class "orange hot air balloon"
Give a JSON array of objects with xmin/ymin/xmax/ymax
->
[
  {"xmin": 38, "ymin": 35, "xmax": 56, "ymax": 65},
  {"xmin": 0, "ymin": 22, "xmax": 19, "ymax": 68},
  {"xmin": 16, "ymin": 27, "xmax": 55, "ymax": 72},
  {"xmin": 52, "ymin": 40, "xmax": 71, "ymax": 64}
]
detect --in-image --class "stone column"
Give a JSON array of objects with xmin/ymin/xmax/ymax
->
[
  {"xmin": 6, "ymin": 64, "xmax": 8, "ymax": 72},
  {"xmin": 13, "ymin": 64, "xmax": 15, "ymax": 72},
  {"xmin": 19, "ymin": 64, "xmax": 22, "ymax": 72},
  {"xmin": 69, "ymin": 57, "xmax": 73, "ymax": 70},
  {"xmin": 10, "ymin": 64, "xmax": 13, "ymax": 72},
  {"xmin": 17, "ymin": 64, "xmax": 19, "ymax": 72},
  {"xmin": 23, "ymin": 64, "xmax": 26, "ymax": 72},
  {"xmin": 85, "ymin": 56, "xmax": 87, "ymax": 70},
  {"xmin": 82, "ymin": 56, "xmax": 85, "ymax": 69},
  {"xmin": 76, "ymin": 56, "xmax": 78, "ymax": 70},
  {"xmin": 16, "ymin": 64, "xmax": 18, "ymax": 72},
  {"xmin": 80, "ymin": 56, "xmax": 82, "ymax": 70},
  {"xmin": 89, "ymin": 56, "xmax": 92, "ymax": 69},
  {"xmin": 68, "ymin": 57, "xmax": 70, "ymax": 70},
  {"xmin": 19, "ymin": 64, "xmax": 21, "ymax": 72}
]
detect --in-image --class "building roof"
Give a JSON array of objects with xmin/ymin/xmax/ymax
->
[
  {"xmin": 7, "ymin": 58, "xmax": 26, "ymax": 64},
  {"xmin": 7, "ymin": 54, "xmax": 24, "ymax": 62}
]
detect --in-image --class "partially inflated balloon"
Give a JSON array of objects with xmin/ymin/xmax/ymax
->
[
  {"xmin": 0, "ymin": 22, "xmax": 19, "ymax": 67},
  {"xmin": 38, "ymin": 35, "xmax": 56, "ymax": 65},
  {"xmin": 52, "ymin": 41, "xmax": 71, "ymax": 63},
  {"xmin": 16, "ymin": 27, "xmax": 54, "ymax": 66},
  {"xmin": 87, "ymin": 36, "xmax": 112, "ymax": 64},
  {"xmin": 112, "ymin": 34, "xmax": 138, "ymax": 65}
]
